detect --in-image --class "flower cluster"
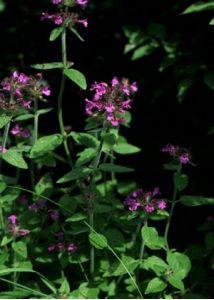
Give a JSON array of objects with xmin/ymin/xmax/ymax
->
[
  {"xmin": 10, "ymin": 123, "xmax": 30, "ymax": 139},
  {"xmin": 124, "ymin": 187, "xmax": 167, "ymax": 213},
  {"xmin": 52, "ymin": 0, "xmax": 88, "ymax": 9},
  {"xmin": 0, "ymin": 71, "xmax": 51, "ymax": 112},
  {"xmin": 8, "ymin": 214, "xmax": 30, "ymax": 236},
  {"xmin": 85, "ymin": 77, "xmax": 138, "ymax": 126},
  {"xmin": 41, "ymin": 10, "xmax": 87, "ymax": 27},
  {"xmin": 48, "ymin": 232, "xmax": 77, "ymax": 253},
  {"xmin": 162, "ymin": 144, "xmax": 191, "ymax": 164},
  {"xmin": 28, "ymin": 198, "xmax": 60, "ymax": 221}
]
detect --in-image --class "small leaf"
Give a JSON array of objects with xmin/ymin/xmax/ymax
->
[
  {"xmin": 69, "ymin": 132, "xmax": 99, "ymax": 148},
  {"xmin": 3, "ymin": 149, "xmax": 28, "ymax": 169},
  {"xmin": 131, "ymin": 42, "xmax": 158, "ymax": 60},
  {"xmin": 180, "ymin": 195, "xmax": 214, "ymax": 206},
  {"xmin": 89, "ymin": 232, "xmax": 108, "ymax": 249},
  {"xmin": 66, "ymin": 213, "xmax": 86, "ymax": 222},
  {"xmin": 209, "ymin": 16, "xmax": 214, "ymax": 24},
  {"xmin": 15, "ymin": 114, "xmax": 34, "ymax": 121},
  {"xmin": 99, "ymin": 163, "xmax": 134, "ymax": 173},
  {"xmin": 0, "ymin": 114, "xmax": 11, "ymax": 128},
  {"xmin": 103, "ymin": 255, "xmax": 138, "ymax": 277},
  {"xmin": 145, "ymin": 277, "xmax": 167, "ymax": 294},
  {"xmin": 173, "ymin": 172, "xmax": 188, "ymax": 191},
  {"xmin": 57, "ymin": 167, "xmax": 93, "ymax": 183},
  {"xmin": 177, "ymin": 78, "xmax": 194, "ymax": 103},
  {"xmin": 113, "ymin": 143, "xmax": 141, "ymax": 155},
  {"xmin": 59, "ymin": 277, "xmax": 70, "ymax": 295},
  {"xmin": 31, "ymin": 62, "xmax": 64, "ymax": 70},
  {"xmin": 64, "ymin": 68, "xmax": 87, "ymax": 90},
  {"xmin": 37, "ymin": 108, "xmax": 53, "ymax": 116},
  {"xmin": 168, "ymin": 275, "xmax": 184, "ymax": 290},
  {"xmin": 76, "ymin": 148, "xmax": 97, "ymax": 167},
  {"xmin": 204, "ymin": 71, "xmax": 214, "ymax": 89},
  {"xmin": 182, "ymin": 1, "xmax": 214, "ymax": 14},
  {"xmin": 69, "ymin": 26, "xmax": 85, "ymax": 41},
  {"xmin": 30, "ymin": 134, "xmax": 63, "ymax": 158},
  {"xmin": 1, "ymin": 236, "xmax": 13, "ymax": 246},
  {"xmin": 49, "ymin": 26, "xmax": 64, "ymax": 41},
  {"xmin": 35, "ymin": 173, "xmax": 53, "ymax": 197},
  {"xmin": 143, "ymin": 256, "xmax": 168, "ymax": 276}
]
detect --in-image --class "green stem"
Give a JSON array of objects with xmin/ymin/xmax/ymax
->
[
  {"xmin": 0, "ymin": 121, "xmax": 10, "ymax": 171},
  {"xmin": 78, "ymin": 259, "xmax": 89, "ymax": 283},
  {"xmin": 164, "ymin": 186, "xmax": 178, "ymax": 250},
  {"xmin": 57, "ymin": 19, "xmax": 73, "ymax": 167},
  {"xmin": 139, "ymin": 217, "xmax": 148, "ymax": 261},
  {"xmin": 12, "ymin": 238, "xmax": 17, "ymax": 290}
]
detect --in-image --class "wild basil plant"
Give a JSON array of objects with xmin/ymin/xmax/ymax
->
[{"xmin": 0, "ymin": 0, "xmax": 213, "ymax": 298}]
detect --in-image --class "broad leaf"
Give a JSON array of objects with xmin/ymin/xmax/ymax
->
[
  {"xmin": 64, "ymin": 68, "xmax": 87, "ymax": 90},
  {"xmin": 0, "ymin": 114, "xmax": 11, "ymax": 128},
  {"xmin": 12, "ymin": 241, "xmax": 27, "ymax": 259},
  {"xmin": 131, "ymin": 42, "xmax": 158, "ymax": 60},
  {"xmin": 76, "ymin": 148, "xmax": 97, "ymax": 167},
  {"xmin": 89, "ymin": 233, "xmax": 108, "ymax": 249},
  {"xmin": 167, "ymin": 251, "xmax": 191, "ymax": 279},
  {"xmin": 103, "ymin": 255, "xmax": 138, "ymax": 277},
  {"xmin": 69, "ymin": 132, "xmax": 99, "ymax": 148},
  {"xmin": 145, "ymin": 277, "xmax": 167, "ymax": 294},
  {"xmin": 57, "ymin": 167, "xmax": 93, "ymax": 183},
  {"xmin": 143, "ymin": 256, "xmax": 168, "ymax": 276},
  {"xmin": 173, "ymin": 172, "xmax": 188, "ymax": 191},
  {"xmin": 30, "ymin": 134, "xmax": 63, "ymax": 158},
  {"xmin": 2, "ymin": 150, "xmax": 28, "ymax": 169},
  {"xmin": 141, "ymin": 225, "xmax": 163, "ymax": 250}
]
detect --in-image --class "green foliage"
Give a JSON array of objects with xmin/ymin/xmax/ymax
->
[
  {"xmin": 89, "ymin": 232, "xmax": 108, "ymax": 250},
  {"xmin": 145, "ymin": 277, "xmax": 167, "ymax": 294},
  {"xmin": 0, "ymin": 114, "xmax": 11, "ymax": 128},
  {"xmin": 30, "ymin": 134, "xmax": 63, "ymax": 158},
  {"xmin": 31, "ymin": 62, "xmax": 64, "ymax": 70},
  {"xmin": 182, "ymin": 1, "xmax": 214, "ymax": 14},
  {"xmin": 141, "ymin": 225, "xmax": 164, "ymax": 250},
  {"xmin": 2, "ymin": 149, "xmax": 28, "ymax": 169},
  {"xmin": 99, "ymin": 163, "xmax": 134, "ymax": 173},
  {"xmin": 180, "ymin": 195, "xmax": 214, "ymax": 206},
  {"xmin": 64, "ymin": 69, "xmax": 87, "ymax": 90},
  {"xmin": 173, "ymin": 172, "xmax": 188, "ymax": 191}
]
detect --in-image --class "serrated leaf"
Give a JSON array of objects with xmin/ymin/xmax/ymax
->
[
  {"xmin": 2, "ymin": 150, "xmax": 28, "ymax": 169},
  {"xmin": 145, "ymin": 277, "xmax": 167, "ymax": 294},
  {"xmin": 173, "ymin": 172, "xmax": 188, "ymax": 191},
  {"xmin": 141, "ymin": 225, "xmax": 162, "ymax": 250},
  {"xmin": 30, "ymin": 134, "xmax": 63, "ymax": 158},
  {"xmin": 64, "ymin": 68, "xmax": 87, "ymax": 90},
  {"xmin": 31, "ymin": 62, "xmax": 64, "ymax": 70},
  {"xmin": 167, "ymin": 252, "xmax": 191, "ymax": 280},
  {"xmin": 12, "ymin": 241, "xmax": 27, "ymax": 259},
  {"xmin": 182, "ymin": 1, "xmax": 214, "ymax": 14},
  {"xmin": 57, "ymin": 166, "xmax": 93, "ymax": 183},
  {"xmin": 89, "ymin": 233, "xmax": 108, "ymax": 249},
  {"xmin": 179, "ymin": 195, "xmax": 214, "ymax": 206},
  {"xmin": 49, "ymin": 26, "xmax": 64, "ymax": 41},
  {"xmin": 0, "ymin": 114, "xmax": 11, "ymax": 128},
  {"xmin": 99, "ymin": 163, "xmax": 134, "ymax": 173}
]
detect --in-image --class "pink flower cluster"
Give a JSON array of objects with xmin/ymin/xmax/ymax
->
[
  {"xmin": 10, "ymin": 124, "xmax": 30, "ymax": 139},
  {"xmin": 48, "ymin": 232, "xmax": 77, "ymax": 253},
  {"xmin": 8, "ymin": 214, "xmax": 30, "ymax": 236},
  {"xmin": 162, "ymin": 144, "xmax": 191, "ymax": 164},
  {"xmin": 124, "ymin": 187, "xmax": 167, "ymax": 213},
  {"xmin": 0, "ymin": 71, "xmax": 51, "ymax": 111},
  {"xmin": 52, "ymin": 0, "xmax": 88, "ymax": 9},
  {"xmin": 41, "ymin": 11, "xmax": 87, "ymax": 27},
  {"xmin": 28, "ymin": 198, "xmax": 60, "ymax": 221},
  {"xmin": 85, "ymin": 77, "xmax": 138, "ymax": 126}
]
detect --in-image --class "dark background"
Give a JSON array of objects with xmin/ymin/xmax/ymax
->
[{"xmin": 1, "ymin": 0, "xmax": 214, "ymax": 248}]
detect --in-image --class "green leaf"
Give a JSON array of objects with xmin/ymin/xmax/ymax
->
[
  {"xmin": 0, "ymin": 181, "xmax": 7, "ymax": 193},
  {"xmin": 40, "ymin": 277, "xmax": 57, "ymax": 294},
  {"xmin": 69, "ymin": 132, "xmax": 99, "ymax": 148},
  {"xmin": 167, "ymin": 252, "xmax": 191, "ymax": 280},
  {"xmin": 31, "ymin": 62, "xmax": 64, "ymax": 70},
  {"xmin": 164, "ymin": 161, "xmax": 180, "ymax": 171},
  {"xmin": 89, "ymin": 233, "xmax": 108, "ymax": 250},
  {"xmin": 99, "ymin": 163, "xmax": 134, "ymax": 173},
  {"xmin": 57, "ymin": 166, "xmax": 93, "ymax": 183},
  {"xmin": 76, "ymin": 148, "xmax": 97, "ymax": 167},
  {"xmin": 15, "ymin": 114, "xmax": 34, "ymax": 121},
  {"xmin": 143, "ymin": 256, "xmax": 168, "ymax": 276},
  {"xmin": 182, "ymin": 1, "xmax": 214, "ymax": 14},
  {"xmin": 103, "ymin": 255, "xmax": 139, "ymax": 277},
  {"xmin": 131, "ymin": 42, "xmax": 158, "ymax": 60},
  {"xmin": 0, "ymin": 267, "xmax": 33, "ymax": 276},
  {"xmin": 205, "ymin": 232, "xmax": 214, "ymax": 251},
  {"xmin": 30, "ymin": 134, "xmax": 63, "ymax": 158},
  {"xmin": 1, "ymin": 236, "xmax": 13, "ymax": 246},
  {"xmin": 179, "ymin": 195, "xmax": 214, "ymax": 206},
  {"xmin": 37, "ymin": 108, "xmax": 53, "ymax": 116},
  {"xmin": 66, "ymin": 213, "xmax": 86, "ymax": 222},
  {"xmin": 0, "ymin": 187, "xmax": 20, "ymax": 203},
  {"xmin": 204, "ymin": 71, "xmax": 214, "ymax": 89},
  {"xmin": 141, "ymin": 225, "xmax": 162, "ymax": 250},
  {"xmin": 0, "ymin": 114, "xmax": 11, "ymax": 128},
  {"xmin": 105, "ymin": 229, "xmax": 125, "ymax": 252},
  {"xmin": 117, "ymin": 181, "xmax": 137, "ymax": 195},
  {"xmin": 69, "ymin": 26, "xmax": 85, "ymax": 41},
  {"xmin": 173, "ymin": 172, "xmax": 188, "ymax": 191},
  {"xmin": 35, "ymin": 173, "xmax": 53, "ymax": 197},
  {"xmin": 177, "ymin": 78, "xmax": 194, "ymax": 103},
  {"xmin": 49, "ymin": 26, "xmax": 64, "ymax": 41},
  {"xmin": 2, "ymin": 150, "xmax": 28, "ymax": 169},
  {"xmin": 168, "ymin": 275, "xmax": 184, "ymax": 290},
  {"xmin": 209, "ymin": 16, "xmax": 214, "ymax": 24},
  {"xmin": 59, "ymin": 277, "xmax": 70, "ymax": 296},
  {"xmin": 0, "ymin": 290, "xmax": 32, "ymax": 298},
  {"xmin": 12, "ymin": 241, "xmax": 27, "ymax": 259},
  {"xmin": 145, "ymin": 277, "xmax": 167, "ymax": 294},
  {"xmin": 113, "ymin": 143, "xmax": 141, "ymax": 155},
  {"xmin": 64, "ymin": 68, "xmax": 87, "ymax": 90},
  {"xmin": 69, "ymin": 282, "xmax": 99, "ymax": 299}
]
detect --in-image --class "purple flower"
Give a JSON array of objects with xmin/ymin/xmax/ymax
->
[
  {"xmin": 52, "ymin": 0, "xmax": 62, "ymax": 4},
  {"xmin": 162, "ymin": 144, "xmax": 178, "ymax": 153},
  {"xmin": 162, "ymin": 144, "xmax": 191, "ymax": 165},
  {"xmin": 11, "ymin": 124, "xmax": 21, "ymax": 136},
  {"xmin": 75, "ymin": 0, "xmax": 88, "ymax": 9},
  {"xmin": 111, "ymin": 77, "xmax": 119, "ymax": 86},
  {"xmin": 145, "ymin": 203, "xmax": 155, "ymax": 213},
  {"xmin": 48, "ymin": 244, "xmax": 56, "ymax": 252},
  {"xmin": 67, "ymin": 243, "xmax": 77, "ymax": 253},
  {"xmin": 124, "ymin": 197, "xmax": 141, "ymax": 211},
  {"xmin": 50, "ymin": 210, "xmax": 60, "ymax": 221},
  {"xmin": 77, "ymin": 18, "xmax": 88, "ymax": 27},
  {"xmin": 42, "ymin": 86, "xmax": 51, "ymax": 96},
  {"xmin": 8, "ymin": 215, "xmax": 17, "ymax": 225},
  {"xmin": 19, "ymin": 229, "xmax": 30, "ymax": 236},
  {"xmin": 157, "ymin": 199, "xmax": 167, "ymax": 210},
  {"xmin": 28, "ymin": 203, "xmax": 38, "ymax": 211},
  {"xmin": 21, "ymin": 128, "xmax": 30, "ymax": 138},
  {"xmin": 53, "ymin": 15, "xmax": 63, "ymax": 25},
  {"xmin": 179, "ymin": 153, "xmax": 190, "ymax": 164}
]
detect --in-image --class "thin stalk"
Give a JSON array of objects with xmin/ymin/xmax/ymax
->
[
  {"xmin": 12, "ymin": 238, "xmax": 17, "ymax": 290},
  {"xmin": 34, "ymin": 100, "xmax": 38, "ymax": 144},
  {"xmin": 57, "ymin": 18, "xmax": 73, "ymax": 167},
  {"xmin": 89, "ymin": 212, "xmax": 95, "ymax": 277},
  {"xmin": 164, "ymin": 186, "xmax": 178, "ymax": 250},
  {"xmin": 78, "ymin": 259, "xmax": 89, "ymax": 283},
  {"xmin": 0, "ymin": 121, "xmax": 10, "ymax": 171},
  {"xmin": 139, "ymin": 217, "xmax": 148, "ymax": 261}
]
